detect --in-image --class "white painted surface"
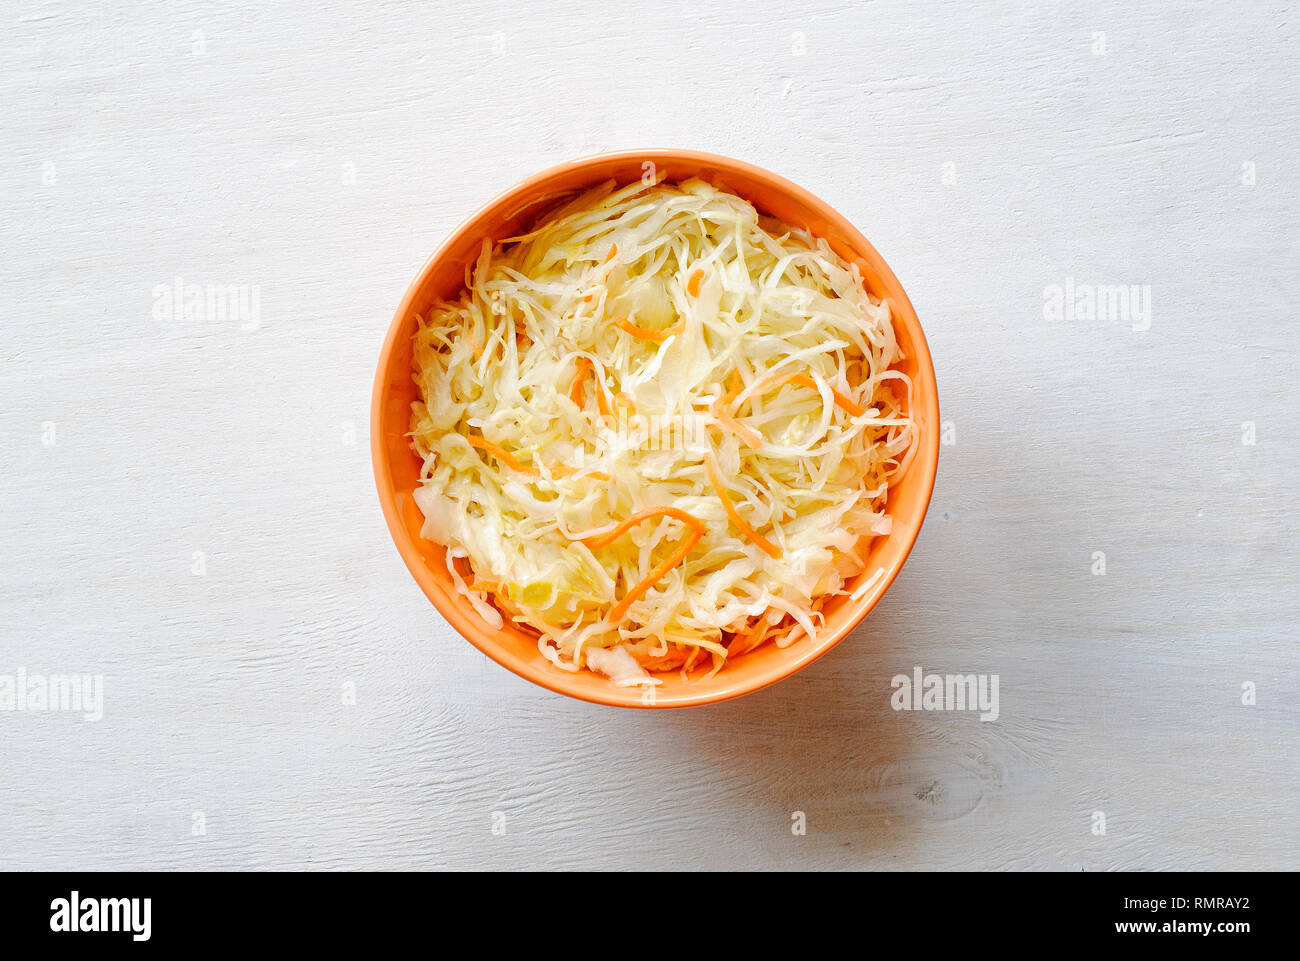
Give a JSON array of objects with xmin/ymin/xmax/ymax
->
[{"xmin": 2, "ymin": 0, "xmax": 1296, "ymax": 871}]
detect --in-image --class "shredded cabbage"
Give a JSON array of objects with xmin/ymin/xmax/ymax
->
[{"xmin": 409, "ymin": 177, "xmax": 915, "ymax": 684}]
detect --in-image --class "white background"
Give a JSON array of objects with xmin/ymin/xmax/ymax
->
[{"xmin": 2, "ymin": 0, "xmax": 1296, "ymax": 870}]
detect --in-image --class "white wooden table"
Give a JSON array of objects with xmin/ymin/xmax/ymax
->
[{"xmin": 2, "ymin": 0, "xmax": 1296, "ymax": 871}]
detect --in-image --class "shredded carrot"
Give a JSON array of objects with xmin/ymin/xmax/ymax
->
[
  {"xmin": 550, "ymin": 464, "xmax": 611, "ymax": 482},
  {"xmin": 465, "ymin": 435, "xmax": 535, "ymax": 475},
  {"xmin": 642, "ymin": 652, "xmax": 688, "ymax": 671},
  {"xmin": 608, "ymin": 529, "xmax": 703, "ymax": 624},
  {"xmin": 615, "ymin": 316, "xmax": 682, "ymax": 342},
  {"xmin": 638, "ymin": 642, "xmax": 689, "ymax": 671},
  {"xmin": 713, "ymin": 405, "xmax": 762, "ymax": 448},
  {"xmin": 687, "ymin": 267, "xmax": 705, "ymax": 297},
  {"xmin": 763, "ymin": 372, "xmax": 866, "ymax": 417},
  {"xmin": 569, "ymin": 357, "xmax": 591, "ymax": 407},
  {"xmin": 738, "ymin": 617, "xmax": 773, "ymax": 656},
  {"xmin": 574, "ymin": 507, "xmax": 707, "ymax": 625},
  {"xmin": 466, "ymin": 435, "xmax": 604, "ymax": 482},
  {"xmin": 613, "ymin": 391, "xmax": 637, "ymax": 415},
  {"xmin": 577, "ymin": 506, "xmax": 706, "ymax": 549},
  {"xmin": 705, "ymin": 453, "xmax": 781, "ymax": 558},
  {"xmin": 724, "ymin": 629, "xmax": 749, "ymax": 658},
  {"xmin": 710, "ymin": 369, "xmax": 764, "ymax": 448}
]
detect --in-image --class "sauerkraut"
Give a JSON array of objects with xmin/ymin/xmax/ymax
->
[{"xmin": 409, "ymin": 176, "xmax": 915, "ymax": 685}]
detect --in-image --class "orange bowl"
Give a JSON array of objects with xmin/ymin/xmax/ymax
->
[{"xmin": 372, "ymin": 149, "xmax": 939, "ymax": 708}]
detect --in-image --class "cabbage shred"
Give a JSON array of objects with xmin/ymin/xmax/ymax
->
[{"xmin": 410, "ymin": 177, "xmax": 915, "ymax": 685}]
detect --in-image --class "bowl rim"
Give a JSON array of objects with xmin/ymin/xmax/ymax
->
[{"xmin": 371, "ymin": 148, "xmax": 940, "ymax": 709}]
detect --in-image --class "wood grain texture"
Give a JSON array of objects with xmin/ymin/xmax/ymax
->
[{"xmin": 2, "ymin": 0, "xmax": 1296, "ymax": 871}]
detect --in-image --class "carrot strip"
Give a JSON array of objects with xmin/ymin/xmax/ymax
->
[
  {"xmin": 573, "ymin": 507, "xmax": 707, "ymax": 625},
  {"xmin": 577, "ymin": 506, "xmax": 706, "ymax": 549},
  {"xmin": 603, "ymin": 243, "xmax": 618, "ymax": 264},
  {"xmin": 569, "ymin": 357, "xmax": 591, "ymax": 407},
  {"xmin": 465, "ymin": 435, "xmax": 536, "ymax": 475},
  {"xmin": 739, "ymin": 618, "xmax": 772, "ymax": 656},
  {"xmin": 640, "ymin": 651, "xmax": 688, "ymax": 672},
  {"xmin": 636, "ymin": 640, "xmax": 689, "ymax": 672},
  {"xmin": 615, "ymin": 316, "xmax": 682, "ymax": 342},
  {"xmin": 550, "ymin": 465, "xmax": 611, "ymax": 482},
  {"xmin": 713, "ymin": 406, "xmax": 763, "ymax": 448},
  {"xmin": 710, "ymin": 369, "xmax": 764, "ymax": 448},
  {"xmin": 705, "ymin": 453, "xmax": 781, "ymax": 558},
  {"xmin": 763, "ymin": 372, "xmax": 866, "ymax": 417},
  {"xmin": 466, "ymin": 435, "xmax": 604, "ymax": 481},
  {"xmin": 608, "ymin": 528, "xmax": 702, "ymax": 624},
  {"xmin": 687, "ymin": 267, "xmax": 705, "ymax": 297}
]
